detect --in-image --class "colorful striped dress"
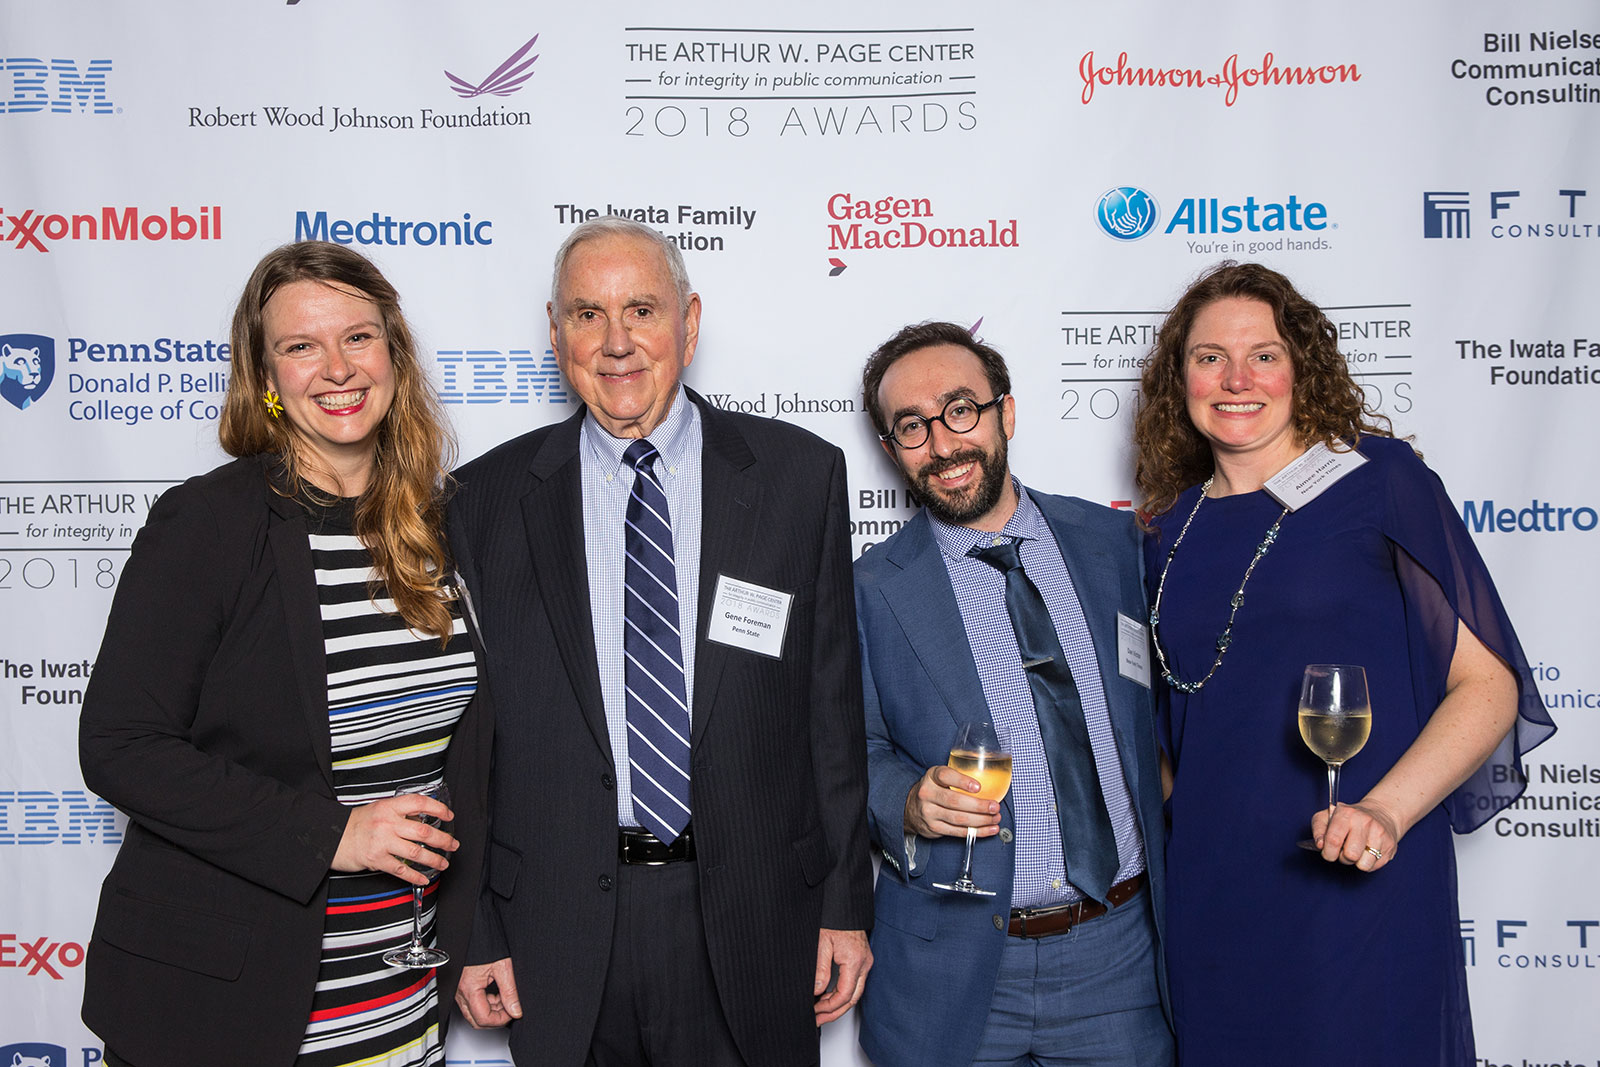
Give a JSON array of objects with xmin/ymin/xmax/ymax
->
[{"xmin": 295, "ymin": 501, "xmax": 476, "ymax": 1067}]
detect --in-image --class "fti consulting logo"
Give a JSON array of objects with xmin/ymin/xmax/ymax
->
[
  {"xmin": 0, "ymin": 1043, "xmax": 70, "ymax": 1064},
  {"xmin": 1423, "ymin": 191, "xmax": 1471, "ymax": 238},
  {"xmin": 446, "ymin": 35, "xmax": 540, "ymax": 99},
  {"xmin": 0, "ymin": 334, "xmax": 55, "ymax": 410},
  {"xmin": 0, "ymin": 58, "xmax": 114, "ymax": 114},
  {"xmin": 1097, "ymin": 187, "xmax": 1159, "ymax": 241}
]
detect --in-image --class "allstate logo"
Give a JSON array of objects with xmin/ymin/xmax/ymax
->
[
  {"xmin": 0, "ymin": 1043, "xmax": 70, "ymax": 1066},
  {"xmin": 0, "ymin": 334, "xmax": 55, "ymax": 411},
  {"xmin": 1096, "ymin": 187, "xmax": 1159, "ymax": 241}
]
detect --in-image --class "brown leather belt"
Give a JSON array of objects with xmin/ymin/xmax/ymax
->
[
  {"xmin": 618, "ymin": 827, "xmax": 695, "ymax": 865},
  {"xmin": 1007, "ymin": 872, "xmax": 1147, "ymax": 938}
]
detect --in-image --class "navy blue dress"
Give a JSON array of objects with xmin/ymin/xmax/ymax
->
[{"xmin": 1145, "ymin": 436, "xmax": 1552, "ymax": 1067}]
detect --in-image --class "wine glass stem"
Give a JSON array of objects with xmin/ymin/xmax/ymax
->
[
  {"xmin": 1327, "ymin": 761, "xmax": 1342, "ymax": 813},
  {"xmin": 409, "ymin": 884, "xmax": 426, "ymax": 949},
  {"xmin": 958, "ymin": 826, "xmax": 977, "ymax": 882}
]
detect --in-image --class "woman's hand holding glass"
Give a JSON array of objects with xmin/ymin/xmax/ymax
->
[{"xmin": 332, "ymin": 789, "xmax": 458, "ymax": 885}]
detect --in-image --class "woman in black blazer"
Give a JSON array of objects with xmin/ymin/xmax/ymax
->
[{"xmin": 79, "ymin": 241, "xmax": 490, "ymax": 1067}]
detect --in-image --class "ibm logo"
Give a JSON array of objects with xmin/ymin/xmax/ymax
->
[
  {"xmin": 0, "ymin": 58, "xmax": 115, "ymax": 114},
  {"xmin": 437, "ymin": 349, "xmax": 571, "ymax": 405}
]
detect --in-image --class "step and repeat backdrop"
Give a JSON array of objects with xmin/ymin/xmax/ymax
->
[{"xmin": 2, "ymin": 2, "xmax": 1596, "ymax": 1063}]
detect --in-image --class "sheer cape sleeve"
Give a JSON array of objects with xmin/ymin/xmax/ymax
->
[{"xmin": 1371, "ymin": 435, "xmax": 1556, "ymax": 831}]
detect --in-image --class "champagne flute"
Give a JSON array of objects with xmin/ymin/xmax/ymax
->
[
  {"xmin": 1296, "ymin": 664, "xmax": 1371, "ymax": 850},
  {"xmin": 932, "ymin": 721, "xmax": 1012, "ymax": 897},
  {"xmin": 383, "ymin": 781, "xmax": 453, "ymax": 969}
]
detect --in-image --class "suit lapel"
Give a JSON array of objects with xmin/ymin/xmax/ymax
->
[
  {"xmin": 689, "ymin": 396, "xmax": 762, "ymax": 748},
  {"xmin": 523, "ymin": 412, "xmax": 611, "ymax": 756},
  {"xmin": 265, "ymin": 492, "xmax": 336, "ymax": 790},
  {"xmin": 880, "ymin": 514, "xmax": 990, "ymax": 741}
]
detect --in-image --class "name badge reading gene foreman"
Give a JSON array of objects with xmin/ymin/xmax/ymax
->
[{"xmin": 707, "ymin": 574, "xmax": 794, "ymax": 658}]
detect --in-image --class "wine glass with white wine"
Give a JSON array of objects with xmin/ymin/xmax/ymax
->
[
  {"xmin": 1296, "ymin": 664, "xmax": 1371, "ymax": 850},
  {"xmin": 383, "ymin": 781, "xmax": 453, "ymax": 969},
  {"xmin": 932, "ymin": 721, "xmax": 1012, "ymax": 897}
]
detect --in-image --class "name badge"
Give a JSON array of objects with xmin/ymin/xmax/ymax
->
[
  {"xmin": 1116, "ymin": 612, "xmax": 1153, "ymax": 689},
  {"xmin": 1263, "ymin": 440, "xmax": 1369, "ymax": 511},
  {"xmin": 707, "ymin": 574, "xmax": 793, "ymax": 658}
]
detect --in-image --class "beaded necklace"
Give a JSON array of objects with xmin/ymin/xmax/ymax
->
[{"xmin": 1149, "ymin": 475, "xmax": 1290, "ymax": 694}]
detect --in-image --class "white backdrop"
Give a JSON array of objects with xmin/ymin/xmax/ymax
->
[{"xmin": 2, "ymin": 3, "xmax": 1596, "ymax": 1064}]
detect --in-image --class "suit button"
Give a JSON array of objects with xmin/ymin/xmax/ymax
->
[
  {"xmin": 598, "ymin": 875, "xmax": 614, "ymax": 891},
  {"xmin": 992, "ymin": 915, "xmax": 1004, "ymax": 931},
  {"xmin": 999, "ymin": 828, "xmax": 1013, "ymax": 843},
  {"xmin": 601, "ymin": 772, "xmax": 614, "ymax": 790}
]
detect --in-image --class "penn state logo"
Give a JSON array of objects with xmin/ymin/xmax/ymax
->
[
  {"xmin": 0, "ymin": 333, "xmax": 55, "ymax": 410},
  {"xmin": 1096, "ymin": 186, "xmax": 1159, "ymax": 241},
  {"xmin": 0, "ymin": 1043, "xmax": 69, "ymax": 1067}
]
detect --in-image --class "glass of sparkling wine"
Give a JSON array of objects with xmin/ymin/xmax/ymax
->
[
  {"xmin": 933, "ymin": 721, "xmax": 1013, "ymax": 898},
  {"xmin": 383, "ymin": 781, "xmax": 453, "ymax": 969},
  {"xmin": 1297, "ymin": 664, "xmax": 1371, "ymax": 849}
]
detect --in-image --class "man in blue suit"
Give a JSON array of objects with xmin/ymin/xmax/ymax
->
[{"xmin": 853, "ymin": 322, "xmax": 1172, "ymax": 1066}]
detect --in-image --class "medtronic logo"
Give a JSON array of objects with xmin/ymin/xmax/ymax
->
[
  {"xmin": 296, "ymin": 210, "xmax": 492, "ymax": 248},
  {"xmin": 1096, "ymin": 187, "xmax": 1159, "ymax": 241},
  {"xmin": 1461, "ymin": 499, "xmax": 1597, "ymax": 533},
  {"xmin": 0, "ymin": 58, "xmax": 114, "ymax": 114},
  {"xmin": 0, "ymin": 334, "xmax": 55, "ymax": 411}
]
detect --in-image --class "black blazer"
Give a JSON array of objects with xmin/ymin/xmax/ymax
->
[
  {"xmin": 449, "ymin": 391, "xmax": 873, "ymax": 1067},
  {"xmin": 78, "ymin": 455, "xmax": 492, "ymax": 1067}
]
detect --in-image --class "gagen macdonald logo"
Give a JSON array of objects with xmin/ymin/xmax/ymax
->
[
  {"xmin": 824, "ymin": 192, "xmax": 1019, "ymax": 252},
  {"xmin": 1, "ymin": 334, "xmax": 55, "ymax": 411},
  {"xmin": 1095, "ymin": 186, "xmax": 1333, "ymax": 253},
  {"xmin": 0, "ymin": 57, "xmax": 115, "ymax": 115},
  {"xmin": 1096, "ymin": 187, "xmax": 1159, "ymax": 241},
  {"xmin": 1077, "ymin": 50, "xmax": 1360, "ymax": 107},
  {"xmin": 1423, "ymin": 187, "xmax": 1597, "ymax": 240},
  {"xmin": 0, "ymin": 204, "xmax": 222, "ymax": 253}
]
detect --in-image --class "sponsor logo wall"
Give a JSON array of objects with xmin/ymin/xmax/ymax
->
[{"xmin": 2, "ymin": 3, "xmax": 1595, "ymax": 1063}]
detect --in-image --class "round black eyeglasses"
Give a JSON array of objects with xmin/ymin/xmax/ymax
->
[{"xmin": 880, "ymin": 394, "xmax": 1006, "ymax": 449}]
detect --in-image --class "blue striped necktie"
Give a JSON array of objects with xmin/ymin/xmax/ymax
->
[
  {"xmin": 622, "ymin": 439, "xmax": 691, "ymax": 843},
  {"xmin": 970, "ymin": 539, "xmax": 1118, "ymax": 904}
]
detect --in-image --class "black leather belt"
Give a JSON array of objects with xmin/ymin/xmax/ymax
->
[
  {"xmin": 618, "ymin": 826, "xmax": 695, "ymax": 865},
  {"xmin": 1008, "ymin": 872, "xmax": 1147, "ymax": 938}
]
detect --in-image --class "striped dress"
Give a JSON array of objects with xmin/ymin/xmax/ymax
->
[{"xmin": 296, "ymin": 501, "xmax": 476, "ymax": 1067}]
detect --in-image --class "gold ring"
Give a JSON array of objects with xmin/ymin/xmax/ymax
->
[{"xmin": 1364, "ymin": 846, "xmax": 1383, "ymax": 861}]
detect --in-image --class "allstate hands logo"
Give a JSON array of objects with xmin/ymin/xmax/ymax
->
[
  {"xmin": 0, "ymin": 334, "xmax": 55, "ymax": 411},
  {"xmin": 1096, "ymin": 187, "xmax": 1159, "ymax": 241},
  {"xmin": 445, "ymin": 35, "xmax": 539, "ymax": 99}
]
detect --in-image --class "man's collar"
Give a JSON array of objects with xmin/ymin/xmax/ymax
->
[
  {"xmin": 582, "ymin": 385, "xmax": 698, "ymax": 476},
  {"xmin": 927, "ymin": 477, "xmax": 1046, "ymax": 562}
]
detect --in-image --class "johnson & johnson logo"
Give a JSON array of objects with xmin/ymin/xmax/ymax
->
[{"xmin": 1078, "ymin": 51, "xmax": 1361, "ymax": 107}]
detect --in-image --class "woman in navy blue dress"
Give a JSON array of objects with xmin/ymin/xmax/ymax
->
[{"xmin": 1131, "ymin": 262, "xmax": 1554, "ymax": 1066}]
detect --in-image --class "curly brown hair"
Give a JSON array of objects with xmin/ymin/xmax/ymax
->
[
  {"xmin": 220, "ymin": 241, "xmax": 458, "ymax": 644},
  {"xmin": 1133, "ymin": 261, "xmax": 1393, "ymax": 519}
]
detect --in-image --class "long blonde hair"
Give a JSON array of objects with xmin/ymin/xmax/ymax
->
[{"xmin": 220, "ymin": 241, "xmax": 458, "ymax": 643}]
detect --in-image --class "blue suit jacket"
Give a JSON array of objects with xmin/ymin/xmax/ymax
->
[{"xmin": 853, "ymin": 492, "xmax": 1169, "ymax": 1067}]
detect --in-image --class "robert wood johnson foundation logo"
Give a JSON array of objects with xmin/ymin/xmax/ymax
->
[
  {"xmin": 446, "ymin": 35, "xmax": 539, "ymax": 98},
  {"xmin": 1097, "ymin": 187, "xmax": 1159, "ymax": 241},
  {"xmin": 0, "ymin": 334, "xmax": 55, "ymax": 410}
]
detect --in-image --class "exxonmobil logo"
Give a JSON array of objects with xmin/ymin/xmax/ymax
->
[{"xmin": 1, "ymin": 205, "xmax": 222, "ymax": 252}]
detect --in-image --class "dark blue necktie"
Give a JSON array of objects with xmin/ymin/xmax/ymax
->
[
  {"xmin": 970, "ymin": 539, "xmax": 1118, "ymax": 904},
  {"xmin": 622, "ymin": 439, "xmax": 691, "ymax": 843}
]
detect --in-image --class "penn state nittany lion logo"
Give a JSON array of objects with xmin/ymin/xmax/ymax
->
[
  {"xmin": 0, "ymin": 1043, "xmax": 68, "ymax": 1067},
  {"xmin": 0, "ymin": 333, "xmax": 55, "ymax": 411}
]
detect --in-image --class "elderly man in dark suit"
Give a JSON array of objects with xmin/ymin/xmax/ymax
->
[
  {"xmin": 852, "ymin": 322, "xmax": 1171, "ymax": 1066},
  {"xmin": 450, "ymin": 217, "xmax": 873, "ymax": 1065}
]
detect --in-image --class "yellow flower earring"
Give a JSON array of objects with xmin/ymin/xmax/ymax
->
[{"xmin": 263, "ymin": 389, "xmax": 284, "ymax": 419}]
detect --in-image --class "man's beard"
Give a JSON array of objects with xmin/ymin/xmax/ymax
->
[{"xmin": 904, "ymin": 438, "xmax": 1009, "ymax": 527}]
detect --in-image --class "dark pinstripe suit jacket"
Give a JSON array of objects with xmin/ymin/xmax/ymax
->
[{"xmin": 448, "ymin": 390, "xmax": 873, "ymax": 1066}]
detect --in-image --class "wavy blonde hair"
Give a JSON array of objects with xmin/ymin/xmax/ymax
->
[
  {"xmin": 1134, "ymin": 261, "xmax": 1395, "ymax": 520},
  {"xmin": 220, "ymin": 241, "xmax": 458, "ymax": 644}
]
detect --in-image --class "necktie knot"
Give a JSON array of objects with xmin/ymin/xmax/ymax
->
[
  {"xmin": 623, "ymin": 438, "xmax": 661, "ymax": 475},
  {"xmin": 969, "ymin": 539, "xmax": 1023, "ymax": 573}
]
